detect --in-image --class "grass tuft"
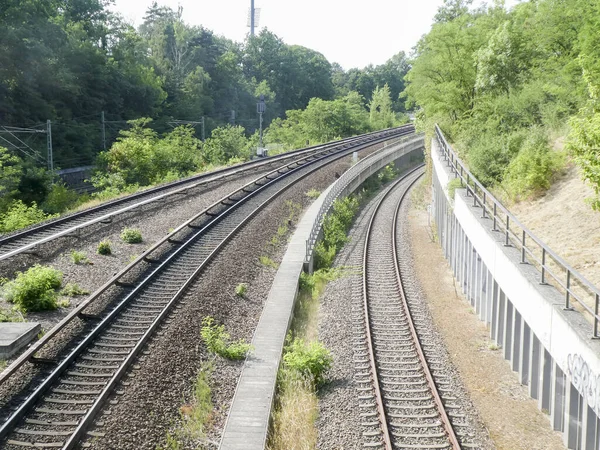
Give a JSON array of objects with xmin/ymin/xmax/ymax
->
[
  {"xmin": 60, "ymin": 283, "xmax": 90, "ymax": 297},
  {"xmin": 70, "ymin": 250, "xmax": 90, "ymax": 265},
  {"xmin": 259, "ymin": 255, "xmax": 278, "ymax": 269}
]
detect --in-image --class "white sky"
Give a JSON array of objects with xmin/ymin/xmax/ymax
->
[{"xmin": 111, "ymin": 0, "xmax": 519, "ymax": 70}]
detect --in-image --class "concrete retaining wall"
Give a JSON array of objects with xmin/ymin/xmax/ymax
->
[{"xmin": 431, "ymin": 137, "xmax": 600, "ymax": 449}]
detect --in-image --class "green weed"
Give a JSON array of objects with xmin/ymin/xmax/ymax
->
[
  {"xmin": 200, "ymin": 316, "xmax": 252, "ymax": 360},
  {"xmin": 235, "ymin": 283, "xmax": 248, "ymax": 297},
  {"xmin": 259, "ymin": 255, "xmax": 278, "ymax": 269},
  {"xmin": 97, "ymin": 240, "xmax": 112, "ymax": 255},
  {"xmin": 120, "ymin": 227, "xmax": 143, "ymax": 244},
  {"xmin": 3, "ymin": 265, "xmax": 63, "ymax": 312},
  {"xmin": 283, "ymin": 338, "xmax": 332, "ymax": 387},
  {"xmin": 70, "ymin": 250, "xmax": 90, "ymax": 265},
  {"xmin": 60, "ymin": 283, "xmax": 90, "ymax": 297}
]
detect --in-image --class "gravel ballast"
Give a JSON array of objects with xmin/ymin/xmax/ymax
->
[
  {"xmin": 75, "ymin": 148, "xmax": 381, "ymax": 449},
  {"xmin": 316, "ymin": 174, "xmax": 493, "ymax": 449}
]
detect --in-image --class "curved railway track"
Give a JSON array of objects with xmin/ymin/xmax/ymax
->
[
  {"xmin": 0, "ymin": 126, "xmax": 411, "ymax": 262},
  {"xmin": 0, "ymin": 127, "xmax": 414, "ymax": 450},
  {"xmin": 360, "ymin": 169, "xmax": 463, "ymax": 450}
]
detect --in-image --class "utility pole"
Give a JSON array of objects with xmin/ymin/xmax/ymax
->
[
  {"xmin": 46, "ymin": 119, "xmax": 53, "ymax": 172},
  {"xmin": 101, "ymin": 111, "xmax": 106, "ymax": 151},
  {"xmin": 230, "ymin": 110, "xmax": 236, "ymax": 125},
  {"xmin": 201, "ymin": 116, "xmax": 205, "ymax": 141},
  {"xmin": 257, "ymin": 95, "xmax": 266, "ymax": 156},
  {"xmin": 250, "ymin": 0, "xmax": 255, "ymax": 36}
]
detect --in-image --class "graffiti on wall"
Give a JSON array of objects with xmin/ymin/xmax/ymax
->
[{"xmin": 567, "ymin": 354, "xmax": 600, "ymax": 416}]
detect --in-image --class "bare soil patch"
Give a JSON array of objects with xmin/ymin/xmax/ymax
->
[{"xmin": 510, "ymin": 163, "xmax": 600, "ymax": 290}]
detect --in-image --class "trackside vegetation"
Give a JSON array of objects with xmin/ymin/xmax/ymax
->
[
  {"xmin": 269, "ymin": 165, "xmax": 403, "ymax": 448},
  {"xmin": 403, "ymin": 0, "xmax": 600, "ymax": 207}
]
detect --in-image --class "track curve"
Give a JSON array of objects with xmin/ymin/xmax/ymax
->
[{"xmin": 361, "ymin": 168, "xmax": 462, "ymax": 449}]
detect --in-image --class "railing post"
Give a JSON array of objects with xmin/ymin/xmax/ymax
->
[
  {"xmin": 521, "ymin": 231, "xmax": 526, "ymax": 263},
  {"xmin": 466, "ymin": 174, "xmax": 470, "ymax": 196},
  {"xmin": 482, "ymin": 192, "xmax": 487, "ymax": 218},
  {"xmin": 541, "ymin": 249, "xmax": 546, "ymax": 284},
  {"xmin": 565, "ymin": 270, "xmax": 571, "ymax": 309},
  {"xmin": 594, "ymin": 293, "xmax": 599, "ymax": 338},
  {"xmin": 505, "ymin": 216, "xmax": 510, "ymax": 246},
  {"xmin": 493, "ymin": 203, "xmax": 497, "ymax": 231}
]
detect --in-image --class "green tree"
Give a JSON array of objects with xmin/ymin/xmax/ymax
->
[{"xmin": 369, "ymin": 84, "xmax": 396, "ymax": 130}]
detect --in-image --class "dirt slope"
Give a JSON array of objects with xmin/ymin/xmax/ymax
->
[{"xmin": 510, "ymin": 163, "xmax": 600, "ymax": 289}]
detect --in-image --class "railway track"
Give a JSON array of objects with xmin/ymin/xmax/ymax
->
[
  {"xmin": 0, "ymin": 127, "xmax": 414, "ymax": 450},
  {"xmin": 359, "ymin": 168, "xmax": 464, "ymax": 449},
  {"xmin": 0, "ymin": 127, "xmax": 411, "ymax": 262}
]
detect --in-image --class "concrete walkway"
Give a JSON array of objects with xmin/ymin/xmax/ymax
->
[{"xmin": 218, "ymin": 183, "xmax": 334, "ymax": 450}]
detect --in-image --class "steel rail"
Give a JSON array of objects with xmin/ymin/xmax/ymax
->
[
  {"xmin": 0, "ymin": 125, "xmax": 412, "ymax": 262},
  {"xmin": 362, "ymin": 168, "xmax": 460, "ymax": 450},
  {"xmin": 391, "ymin": 174, "xmax": 461, "ymax": 450},
  {"xmin": 0, "ymin": 129, "xmax": 414, "ymax": 449},
  {"xmin": 0, "ymin": 127, "xmax": 413, "ymax": 388},
  {"xmin": 434, "ymin": 124, "xmax": 600, "ymax": 336}
]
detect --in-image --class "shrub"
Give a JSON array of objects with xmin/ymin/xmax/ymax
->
[
  {"xmin": 313, "ymin": 242, "xmax": 336, "ymax": 270},
  {"xmin": 283, "ymin": 338, "xmax": 332, "ymax": 386},
  {"xmin": 503, "ymin": 131, "xmax": 563, "ymax": 201},
  {"xmin": 200, "ymin": 316, "xmax": 252, "ymax": 360},
  {"xmin": 70, "ymin": 250, "xmax": 90, "ymax": 265},
  {"xmin": 378, "ymin": 164, "xmax": 398, "ymax": 183},
  {"xmin": 97, "ymin": 240, "xmax": 112, "ymax": 255},
  {"xmin": 43, "ymin": 182, "xmax": 80, "ymax": 214},
  {"xmin": 60, "ymin": 283, "xmax": 90, "ymax": 297},
  {"xmin": 235, "ymin": 283, "xmax": 248, "ymax": 297},
  {"xmin": 0, "ymin": 200, "xmax": 56, "ymax": 233},
  {"xmin": 568, "ymin": 111, "xmax": 600, "ymax": 210},
  {"xmin": 120, "ymin": 227, "xmax": 142, "ymax": 243},
  {"xmin": 3, "ymin": 265, "xmax": 63, "ymax": 312}
]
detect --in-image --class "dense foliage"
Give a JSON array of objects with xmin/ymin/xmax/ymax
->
[
  {"xmin": 403, "ymin": 0, "xmax": 600, "ymax": 204},
  {"xmin": 0, "ymin": 0, "xmax": 410, "ymax": 232}
]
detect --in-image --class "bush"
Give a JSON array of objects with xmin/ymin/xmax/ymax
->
[
  {"xmin": 60, "ymin": 283, "xmax": 90, "ymax": 297},
  {"xmin": 3, "ymin": 265, "xmax": 63, "ymax": 312},
  {"xmin": 43, "ymin": 182, "xmax": 80, "ymax": 214},
  {"xmin": 235, "ymin": 283, "xmax": 248, "ymax": 297},
  {"xmin": 314, "ymin": 196, "xmax": 359, "ymax": 269},
  {"xmin": 97, "ymin": 240, "xmax": 112, "ymax": 255},
  {"xmin": 283, "ymin": 338, "xmax": 333, "ymax": 386},
  {"xmin": 0, "ymin": 200, "xmax": 56, "ymax": 233},
  {"xmin": 568, "ymin": 111, "xmax": 600, "ymax": 210},
  {"xmin": 200, "ymin": 316, "xmax": 252, "ymax": 360},
  {"xmin": 313, "ymin": 242, "xmax": 336, "ymax": 270},
  {"xmin": 70, "ymin": 250, "xmax": 90, "ymax": 265},
  {"xmin": 120, "ymin": 227, "xmax": 142, "ymax": 243},
  {"xmin": 503, "ymin": 131, "xmax": 563, "ymax": 201}
]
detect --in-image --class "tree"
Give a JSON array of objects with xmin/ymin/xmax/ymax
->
[{"xmin": 370, "ymin": 85, "xmax": 396, "ymax": 130}]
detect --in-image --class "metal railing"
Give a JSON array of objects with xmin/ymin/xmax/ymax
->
[
  {"xmin": 435, "ymin": 124, "xmax": 600, "ymax": 338},
  {"xmin": 305, "ymin": 133, "xmax": 424, "ymax": 263}
]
